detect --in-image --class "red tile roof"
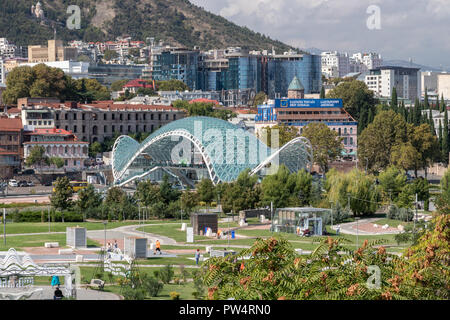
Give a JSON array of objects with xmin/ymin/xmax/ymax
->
[
  {"xmin": 189, "ymin": 98, "xmax": 220, "ymax": 105},
  {"xmin": 23, "ymin": 141, "xmax": 88, "ymax": 145},
  {"xmin": 28, "ymin": 128, "xmax": 72, "ymax": 136},
  {"xmin": 7, "ymin": 108, "xmax": 21, "ymax": 114},
  {"xmin": 123, "ymin": 79, "xmax": 153, "ymax": 89},
  {"xmin": 0, "ymin": 118, "xmax": 23, "ymax": 131}
]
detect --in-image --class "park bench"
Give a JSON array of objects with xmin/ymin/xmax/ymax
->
[
  {"xmin": 44, "ymin": 242, "xmax": 59, "ymax": 248},
  {"xmin": 89, "ymin": 279, "xmax": 105, "ymax": 290}
]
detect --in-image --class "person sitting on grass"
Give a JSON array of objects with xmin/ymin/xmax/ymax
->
[{"xmin": 54, "ymin": 287, "xmax": 64, "ymax": 300}]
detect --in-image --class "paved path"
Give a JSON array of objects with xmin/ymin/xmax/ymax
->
[
  {"xmin": 330, "ymin": 218, "xmax": 401, "ymax": 235},
  {"xmin": 28, "ymin": 286, "xmax": 120, "ymax": 300}
]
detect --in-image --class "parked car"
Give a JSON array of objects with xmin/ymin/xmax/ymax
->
[
  {"xmin": 43, "ymin": 181, "xmax": 52, "ymax": 186},
  {"xmin": 22, "ymin": 169, "xmax": 35, "ymax": 175},
  {"xmin": 8, "ymin": 179, "xmax": 18, "ymax": 187},
  {"xmin": 18, "ymin": 180, "xmax": 28, "ymax": 187},
  {"xmin": 27, "ymin": 181, "xmax": 34, "ymax": 187}
]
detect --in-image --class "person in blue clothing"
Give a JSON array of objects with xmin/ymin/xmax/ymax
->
[
  {"xmin": 195, "ymin": 249, "xmax": 200, "ymax": 265},
  {"xmin": 51, "ymin": 275, "xmax": 60, "ymax": 288}
]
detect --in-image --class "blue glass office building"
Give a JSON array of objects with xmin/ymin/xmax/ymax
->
[
  {"xmin": 267, "ymin": 54, "xmax": 321, "ymax": 98},
  {"xmin": 152, "ymin": 50, "xmax": 200, "ymax": 90}
]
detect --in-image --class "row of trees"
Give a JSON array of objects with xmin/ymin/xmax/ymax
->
[
  {"xmin": 2, "ymin": 64, "xmax": 111, "ymax": 105},
  {"xmin": 172, "ymin": 100, "xmax": 236, "ymax": 121}
]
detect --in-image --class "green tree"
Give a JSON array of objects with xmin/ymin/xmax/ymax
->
[
  {"xmin": 260, "ymin": 165, "xmax": 298, "ymax": 209},
  {"xmin": 326, "ymin": 80, "xmax": 375, "ymax": 121},
  {"xmin": 253, "ymin": 91, "xmax": 267, "ymax": 107},
  {"xmin": 89, "ymin": 142, "xmax": 103, "ymax": 158},
  {"xmin": 50, "ymin": 177, "xmax": 73, "ymax": 211},
  {"xmin": 196, "ymin": 179, "xmax": 215, "ymax": 206},
  {"xmin": 391, "ymin": 87, "xmax": 398, "ymax": 110},
  {"xmin": 443, "ymin": 109, "xmax": 449, "ymax": 165},
  {"xmin": 320, "ymin": 86, "xmax": 325, "ymax": 99},
  {"xmin": 103, "ymin": 50, "xmax": 118, "ymax": 61},
  {"xmin": 25, "ymin": 146, "xmax": 49, "ymax": 168},
  {"xmin": 261, "ymin": 124, "xmax": 299, "ymax": 147},
  {"xmin": 390, "ymin": 142, "xmax": 420, "ymax": 174},
  {"xmin": 407, "ymin": 123, "xmax": 440, "ymax": 177},
  {"xmin": 156, "ymin": 80, "xmax": 189, "ymax": 92},
  {"xmin": 302, "ymin": 122, "xmax": 343, "ymax": 173},
  {"xmin": 358, "ymin": 110, "xmax": 408, "ymax": 173},
  {"xmin": 49, "ymin": 157, "xmax": 65, "ymax": 168},
  {"xmin": 180, "ymin": 188, "xmax": 199, "ymax": 216},
  {"xmin": 220, "ymin": 170, "xmax": 261, "ymax": 213},
  {"xmin": 110, "ymin": 79, "xmax": 129, "ymax": 92},
  {"xmin": 76, "ymin": 184, "xmax": 102, "ymax": 221},
  {"xmin": 378, "ymin": 166, "xmax": 407, "ymax": 205}
]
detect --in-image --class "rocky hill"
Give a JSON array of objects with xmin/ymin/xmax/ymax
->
[{"xmin": 1, "ymin": 0, "xmax": 293, "ymax": 52}]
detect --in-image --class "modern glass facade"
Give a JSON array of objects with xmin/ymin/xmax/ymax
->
[
  {"xmin": 87, "ymin": 64, "xmax": 146, "ymax": 86},
  {"xmin": 267, "ymin": 55, "xmax": 321, "ymax": 99},
  {"xmin": 152, "ymin": 50, "xmax": 200, "ymax": 90}
]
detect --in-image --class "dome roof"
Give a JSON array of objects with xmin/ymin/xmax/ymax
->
[{"xmin": 288, "ymin": 76, "xmax": 305, "ymax": 91}]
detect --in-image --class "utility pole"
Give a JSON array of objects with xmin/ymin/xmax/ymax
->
[{"xmin": 3, "ymin": 208, "xmax": 6, "ymax": 246}]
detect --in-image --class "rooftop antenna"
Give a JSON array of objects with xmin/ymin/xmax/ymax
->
[{"xmin": 409, "ymin": 57, "xmax": 413, "ymax": 67}]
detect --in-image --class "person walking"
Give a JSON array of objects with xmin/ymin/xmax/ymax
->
[
  {"xmin": 154, "ymin": 240, "xmax": 161, "ymax": 255},
  {"xmin": 336, "ymin": 225, "xmax": 341, "ymax": 236},
  {"xmin": 51, "ymin": 275, "xmax": 60, "ymax": 288},
  {"xmin": 195, "ymin": 249, "xmax": 200, "ymax": 265}
]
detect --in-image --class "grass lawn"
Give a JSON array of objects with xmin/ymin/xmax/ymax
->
[
  {"xmin": 373, "ymin": 218, "xmax": 411, "ymax": 228},
  {"xmin": 1, "ymin": 220, "xmax": 189, "ymax": 235},
  {"xmin": 137, "ymin": 223, "xmax": 208, "ymax": 243},
  {"xmin": 0, "ymin": 234, "xmax": 100, "ymax": 250}
]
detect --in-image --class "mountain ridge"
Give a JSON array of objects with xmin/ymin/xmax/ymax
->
[{"xmin": 0, "ymin": 0, "xmax": 294, "ymax": 52}]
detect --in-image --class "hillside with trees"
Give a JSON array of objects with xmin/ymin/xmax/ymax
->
[{"xmin": 1, "ymin": 0, "xmax": 293, "ymax": 52}]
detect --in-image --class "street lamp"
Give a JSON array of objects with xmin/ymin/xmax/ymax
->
[{"xmin": 355, "ymin": 217, "xmax": 360, "ymax": 249}]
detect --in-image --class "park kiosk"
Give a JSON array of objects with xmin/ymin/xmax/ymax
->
[
  {"xmin": 191, "ymin": 212, "xmax": 218, "ymax": 235},
  {"xmin": 66, "ymin": 227, "xmax": 87, "ymax": 248},
  {"xmin": 272, "ymin": 208, "xmax": 332, "ymax": 236},
  {"xmin": 124, "ymin": 237, "xmax": 147, "ymax": 258}
]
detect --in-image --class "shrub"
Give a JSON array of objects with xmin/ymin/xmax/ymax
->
[
  {"xmin": 170, "ymin": 291, "xmax": 180, "ymax": 300},
  {"xmin": 122, "ymin": 287, "xmax": 146, "ymax": 300},
  {"xmin": 387, "ymin": 205, "xmax": 414, "ymax": 222},
  {"xmin": 142, "ymin": 276, "xmax": 163, "ymax": 297},
  {"xmin": 159, "ymin": 265, "xmax": 174, "ymax": 284}
]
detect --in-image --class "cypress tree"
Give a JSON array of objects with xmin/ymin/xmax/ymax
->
[
  {"xmin": 439, "ymin": 119, "xmax": 443, "ymax": 154},
  {"xmin": 391, "ymin": 87, "xmax": 398, "ymax": 111},
  {"xmin": 367, "ymin": 108, "xmax": 374, "ymax": 125},
  {"xmin": 444, "ymin": 109, "xmax": 449, "ymax": 164},
  {"xmin": 442, "ymin": 94, "xmax": 447, "ymax": 113},
  {"xmin": 429, "ymin": 110, "xmax": 436, "ymax": 135},
  {"xmin": 358, "ymin": 109, "xmax": 367, "ymax": 135},
  {"xmin": 435, "ymin": 98, "xmax": 440, "ymax": 112},
  {"xmin": 413, "ymin": 98, "xmax": 421, "ymax": 125},
  {"xmin": 320, "ymin": 86, "xmax": 325, "ymax": 99},
  {"xmin": 424, "ymin": 88, "xmax": 429, "ymax": 110}
]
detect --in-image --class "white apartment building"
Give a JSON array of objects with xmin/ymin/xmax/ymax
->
[
  {"xmin": 321, "ymin": 51, "xmax": 350, "ymax": 78},
  {"xmin": 350, "ymin": 52, "xmax": 382, "ymax": 73},
  {"xmin": 0, "ymin": 38, "xmax": 17, "ymax": 58},
  {"xmin": 365, "ymin": 66, "xmax": 421, "ymax": 102},
  {"xmin": 438, "ymin": 74, "xmax": 450, "ymax": 100},
  {"xmin": 0, "ymin": 59, "xmax": 5, "ymax": 84},
  {"xmin": 19, "ymin": 61, "xmax": 90, "ymax": 79},
  {"xmin": 422, "ymin": 109, "xmax": 449, "ymax": 136}
]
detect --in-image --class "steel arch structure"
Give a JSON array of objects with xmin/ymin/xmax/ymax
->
[{"xmin": 112, "ymin": 116, "xmax": 313, "ymax": 186}]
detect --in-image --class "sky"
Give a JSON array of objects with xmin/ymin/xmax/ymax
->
[{"xmin": 190, "ymin": 0, "xmax": 450, "ymax": 69}]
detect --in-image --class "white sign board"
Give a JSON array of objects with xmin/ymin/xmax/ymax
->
[{"xmin": 186, "ymin": 227, "xmax": 194, "ymax": 243}]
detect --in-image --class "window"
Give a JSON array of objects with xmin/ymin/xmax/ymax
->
[
  {"xmin": 135, "ymin": 114, "xmax": 138, "ymax": 120},
  {"xmin": 82, "ymin": 113, "xmax": 85, "ymax": 120},
  {"xmin": 104, "ymin": 114, "xmax": 107, "ymax": 120},
  {"xmin": 344, "ymin": 128, "xmax": 347, "ymax": 134},
  {"xmin": 74, "ymin": 125, "xmax": 77, "ymax": 133},
  {"xmin": 73, "ymin": 114, "xmax": 77, "ymax": 120},
  {"xmin": 104, "ymin": 125, "xmax": 107, "ymax": 133},
  {"xmin": 82, "ymin": 125, "xmax": 85, "ymax": 133},
  {"xmin": 112, "ymin": 125, "xmax": 115, "ymax": 132},
  {"xmin": 344, "ymin": 138, "xmax": 348, "ymax": 145},
  {"xmin": 112, "ymin": 114, "xmax": 115, "ymax": 120},
  {"xmin": 350, "ymin": 137, "xmax": 353, "ymax": 145},
  {"xmin": 56, "ymin": 114, "xmax": 60, "ymax": 120},
  {"xmin": 38, "ymin": 121, "xmax": 42, "ymax": 125},
  {"xmin": 65, "ymin": 113, "xmax": 68, "ymax": 120},
  {"xmin": 165, "ymin": 114, "xmax": 169, "ymax": 120},
  {"xmin": 136, "ymin": 125, "xmax": 139, "ymax": 132},
  {"xmin": 350, "ymin": 128, "xmax": 353, "ymax": 134},
  {"xmin": 120, "ymin": 114, "xmax": 123, "ymax": 120},
  {"xmin": 128, "ymin": 114, "xmax": 131, "ymax": 120},
  {"xmin": 143, "ymin": 125, "xmax": 146, "ymax": 131},
  {"xmin": 143, "ymin": 114, "xmax": 146, "ymax": 120},
  {"xmin": 65, "ymin": 126, "xmax": 68, "ymax": 131},
  {"xmin": 173, "ymin": 114, "xmax": 176, "ymax": 120},
  {"xmin": 128, "ymin": 125, "xmax": 131, "ymax": 132},
  {"xmin": 151, "ymin": 114, "xmax": 154, "ymax": 120},
  {"xmin": 158, "ymin": 114, "xmax": 161, "ymax": 120}
]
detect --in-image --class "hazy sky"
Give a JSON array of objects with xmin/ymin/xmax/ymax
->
[{"xmin": 190, "ymin": 0, "xmax": 450, "ymax": 68}]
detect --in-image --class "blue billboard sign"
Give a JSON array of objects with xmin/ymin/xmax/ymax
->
[{"xmin": 275, "ymin": 99, "xmax": 343, "ymax": 108}]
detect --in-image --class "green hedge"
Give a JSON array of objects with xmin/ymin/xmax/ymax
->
[{"xmin": 10, "ymin": 210, "xmax": 83, "ymax": 223}]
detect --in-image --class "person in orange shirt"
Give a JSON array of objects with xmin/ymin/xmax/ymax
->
[
  {"xmin": 240, "ymin": 262, "xmax": 245, "ymax": 271},
  {"xmin": 154, "ymin": 240, "xmax": 161, "ymax": 255}
]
